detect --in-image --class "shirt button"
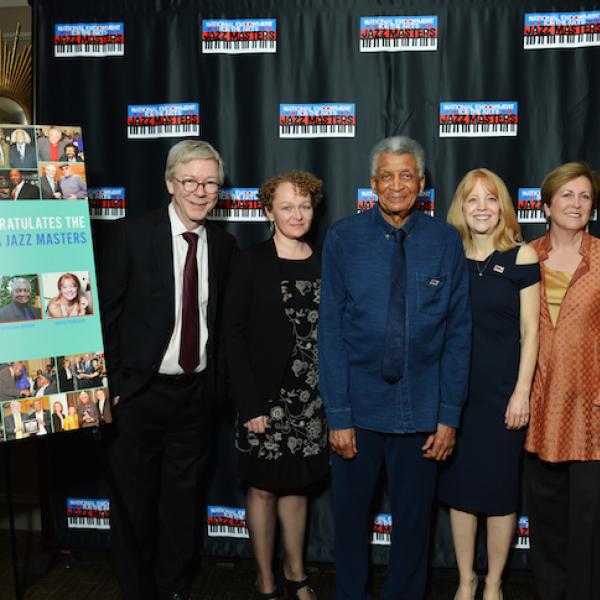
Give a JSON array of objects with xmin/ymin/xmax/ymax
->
[{"xmin": 385, "ymin": 234, "xmax": 390, "ymax": 239}]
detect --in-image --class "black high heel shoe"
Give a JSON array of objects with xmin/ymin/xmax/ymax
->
[
  {"xmin": 254, "ymin": 583, "xmax": 281, "ymax": 599},
  {"xmin": 281, "ymin": 576, "xmax": 316, "ymax": 599}
]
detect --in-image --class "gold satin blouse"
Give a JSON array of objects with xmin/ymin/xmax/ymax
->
[{"xmin": 544, "ymin": 268, "xmax": 573, "ymax": 326}]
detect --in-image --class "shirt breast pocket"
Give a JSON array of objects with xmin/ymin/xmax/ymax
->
[{"xmin": 416, "ymin": 272, "xmax": 449, "ymax": 315}]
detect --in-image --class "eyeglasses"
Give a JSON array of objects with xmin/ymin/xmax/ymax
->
[{"xmin": 174, "ymin": 178, "xmax": 219, "ymax": 194}]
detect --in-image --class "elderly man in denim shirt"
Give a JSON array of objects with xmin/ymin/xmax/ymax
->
[{"xmin": 319, "ymin": 136, "xmax": 471, "ymax": 600}]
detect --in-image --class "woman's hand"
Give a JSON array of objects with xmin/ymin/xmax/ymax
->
[
  {"xmin": 244, "ymin": 415, "xmax": 268, "ymax": 434},
  {"xmin": 505, "ymin": 389, "xmax": 530, "ymax": 429},
  {"xmin": 78, "ymin": 296, "xmax": 89, "ymax": 315}
]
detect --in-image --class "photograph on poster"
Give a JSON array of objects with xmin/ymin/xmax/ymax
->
[
  {"xmin": 57, "ymin": 351, "xmax": 107, "ymax": 392},
  {"xmin": 68, "ymin": 389, "xmax": 100, "ymax": 429},
  {"xmin": 0, "ymin": 274, "xmax": 43, "ymax": 324},
  {"xmin": 23, "ymin": 396, "xmax": 52, "ymax": 436},
  {"xmin": 43, "ymin": 271, "xmax": 93, "ymax": 319},
  {"xmin": 1, "ymin": 395, "xmax": 52, "ymax": 440},
  {"xmin": 36, "ymin": 125, "xmax": 84, "ymax": 163},
  {"xmin": 0, "ymin": 357, "xmax": 56, "ymax": 402},
  {"xmin": 7, "ymin": 127, "xmax": 37, "ymax": 169},
  {"xmin": 2, "ymin": 398, "xmax": 32, "ymax": 440},
  {"xmin": 0, "ymin": 167, "xmax": 41, "ymax": 200},
  {"xmin": 38, "ymin": 161, "xmax": 87, "ymax": 200},
  {"xmin": 50, "ymin": 393, "xmax": 68, "ymax": 432},
  {"xmin": 93, "ymin": 387, "xmax": 111, "ymax": 424},
  {"xmin": 57, "ymin": 162, "xmax": 87, "ymax": 199}
]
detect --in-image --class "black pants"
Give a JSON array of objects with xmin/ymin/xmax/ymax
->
[
  {"xmin": 524, "ymin": 453, "xmax": 600, "ymax": 600},
  {"xmin": 109, "ymin": 373, "xmax": 212, "ymax": 600}
]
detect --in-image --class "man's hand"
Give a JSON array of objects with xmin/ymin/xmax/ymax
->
[
  {"xmin": 329, "ymin": 428, "xmax": 358, "ymax": 460},
  {"xmin": 244, "ymin": 415, "xmax": 268, "ymax": 434},
  {"xmin": 421, "ymin": 423, "xmax": 456, "ymax": 461}
]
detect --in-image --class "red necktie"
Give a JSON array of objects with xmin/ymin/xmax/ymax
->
[{"xmin": 179, "ymin": 232, "xmax": 199, "ymax": 373}]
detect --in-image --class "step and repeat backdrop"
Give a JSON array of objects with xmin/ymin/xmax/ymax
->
[{"xmin": 34, "ymin": 0, "xmax": 600, "ymax": 567}]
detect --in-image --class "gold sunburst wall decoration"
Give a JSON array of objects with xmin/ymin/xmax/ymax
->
[{"xmin": 0, "ymin": 23, "xmax": 32, "ymax": 123}]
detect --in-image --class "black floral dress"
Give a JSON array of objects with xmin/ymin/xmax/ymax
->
[{"xmin": 235, "ymin": 256, "xmax": 328, "ymax": 491}]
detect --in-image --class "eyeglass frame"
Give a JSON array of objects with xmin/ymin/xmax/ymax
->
[{"xmin": 173, "ymin": 177, "xmax": 220, "ymax": 194}]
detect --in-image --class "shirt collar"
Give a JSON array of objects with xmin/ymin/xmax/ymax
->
[
  {"xmin": 168, "ymin": 202, "xmax": 206, "ymax": 241},
  {"xmin": 371, "ymin": 205, "xmax": 421, "ymax": 237},
  {"xmin": 536, "ymin": 230, "xmax": 591, "ymax": 262}
]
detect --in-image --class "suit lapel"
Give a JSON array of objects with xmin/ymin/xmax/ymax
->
[
  {"xmin": 206, "ymin": 223, "xmax": 219, "ymax": 333},
  {"xmin": 153, "ymin": 207, "xmax": 175, "ymax": 324}
]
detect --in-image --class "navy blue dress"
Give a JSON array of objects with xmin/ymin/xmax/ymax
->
[{"xmin": 439, "ymin": 247, "xmax": 540, "ymax": 515}]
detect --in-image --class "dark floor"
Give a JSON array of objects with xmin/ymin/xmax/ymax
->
[{"xmin": 0, "ymin": 530, "xmax": 536, "ymax": 600}]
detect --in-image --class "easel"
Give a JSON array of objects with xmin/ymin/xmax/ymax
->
[
  {"xmin": 3, "ymin": 442, "xmax": 24, "ymax": 600},
  {"xmin": 2, "ymin": 437, "xmax": 56, "ymax": 600}
]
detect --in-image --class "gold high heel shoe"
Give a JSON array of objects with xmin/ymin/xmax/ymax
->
[{"xmin": 453, "ymin": 573, "xmax": 478, "ymax": 600}]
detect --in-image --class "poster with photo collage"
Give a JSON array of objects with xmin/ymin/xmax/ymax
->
[{"xmin": 0, "ymin": 124, "xmax": 111, "ymax": 442}]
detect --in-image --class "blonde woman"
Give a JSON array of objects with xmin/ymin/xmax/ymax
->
[
  {"xmin": 46, "ymin": 273, "xmax": 90, "ymax": 318},
  {"xmin": 439, "ymin": 169, "xmax": 540, "ymax": 600}
]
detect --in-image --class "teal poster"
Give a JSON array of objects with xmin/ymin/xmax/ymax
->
[{"xmin": 0, "ymin": 124, "xmax": 111, "ymax": 441}]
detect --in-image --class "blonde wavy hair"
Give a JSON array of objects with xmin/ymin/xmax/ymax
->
[{"xmin": 447, "ymin": 168, "xmax": 522, "ymax": 253}]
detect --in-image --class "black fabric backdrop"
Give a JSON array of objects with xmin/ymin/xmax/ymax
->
[{"xmin": 33, "ymin": 0, "xmax": 600, "ymax": 569}]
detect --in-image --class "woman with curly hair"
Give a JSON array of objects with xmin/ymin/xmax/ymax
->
[{"xmin": 224, "ymin": 171, "xmax": 326, "ymax": 600}]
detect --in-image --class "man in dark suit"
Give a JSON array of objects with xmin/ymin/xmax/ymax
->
[
  {"xmin": 40, "ymin": 163, "xmax": 62, "ymax": 199},
  {"xmin": 57, "ymin": 357, "xmax": 75, "ymax": 392},
  {"xmin": 100, "ymin": 140, "xmax": 236, "ymax": 600},
  {"xmin": 0, "ymin": 362, "xmax": 24, "ymax": 401},
  {"xmin": 0, "ymin": 277, "xmax": 42, "ymax": 323},
  {"xmin": 9, "ymin": 128, "xmax": 37, "ymax": 169},
  {"xmin": 27, "ymin": 398, "xmax": 52, "ymax": 435},
  {"xmin": 9, "ymin": 169, "xmax": 40, "ymax": 200},
  {"xmin": 34, "ymin": 373, "xmax": 58, "ymax": 397},
  {"xmin": 4, "ymin": 399, "xmax": 27, "ymax": 440},
  {"xmin": 59, "ymin": 142, "xmax": 84, "ymax": 162}
]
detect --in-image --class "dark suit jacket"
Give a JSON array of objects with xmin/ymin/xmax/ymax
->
[
  {"xmin": 58, "ymin": 367, "xmax": 75, "ymax": 392},
  {"xmin": 4, "ymin": 413, "xmax": 23, "ymax": 439},
  {"xmin": 0, "ymin": 365, "xmax": 18, "ymax": 401},
  {"xmin": 99, "ymin": 205, "xmax": 236, "ymax": 401},
  {"xmin": 9, "ymin": 144, "xmax": 37, "ymax": 169},
  {"xmin": 14, "ymin": 181, "xmax": 40, "ymax": 200},
  {"xmin": 52, "ymin": 412, "xmax": 63, "ymax": 432},
  {"xmin": 40, "ymin": 175, "xmax": 61, "ymax": 199},
  {"xmin": 223, "ymin": 239, "xmax": 320, "ymax": 423},
  {"xmin": 37, "ymin": 138, "xmax": 67, "ymax": 162},
  {"xmin": 59, "ymin": 154, "xmax": 84, "ymax": 162},
  {"xmin": 0, "ymin": 301, "xmax": 42, "ymax": 323},
  {"xmin": 28, "ymin": 409, "xmax": 52, "ymax": 433}
]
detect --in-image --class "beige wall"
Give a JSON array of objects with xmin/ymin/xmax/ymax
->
[{"xmin": 0, "ymin": 5, "xmax": 32, "ymax": 49}]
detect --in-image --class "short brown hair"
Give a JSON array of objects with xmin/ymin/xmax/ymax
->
[
  {"xmin": 447, "ymin": 168, "xmax": 522, "ymax": 253},
  {"xmin": 259, "ymin": 170, "xmax": 324, "ymax": 211},
  {"xmin": 541, "ymin": 162, "xmax": 599, "ymax": 209}
]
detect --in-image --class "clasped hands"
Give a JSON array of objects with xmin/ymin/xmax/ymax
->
[{"xmin": 329, "ymin": 423, "xmax": 456, "ymax": 461}]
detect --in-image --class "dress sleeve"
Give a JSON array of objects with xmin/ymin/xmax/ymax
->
[{"xmin": 515, "ymin": 262, "xmax": 541, "ymax": 289}]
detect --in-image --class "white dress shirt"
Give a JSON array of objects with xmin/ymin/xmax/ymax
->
[{"xmin": 159, "ymin": 203, "xmax": 209, "ymax": 374}]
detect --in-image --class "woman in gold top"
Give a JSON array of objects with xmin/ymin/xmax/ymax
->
[{"xmin": 525, "ymin": 162, "xmax": 600, "ymax": 600}]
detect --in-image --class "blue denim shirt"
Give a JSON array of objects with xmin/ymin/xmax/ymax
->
[{"xmin": 318, "ymin": 208, "xmax": 471, "ymax": 433}]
